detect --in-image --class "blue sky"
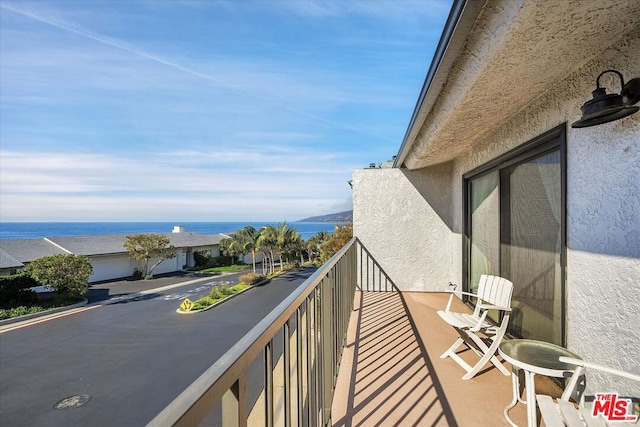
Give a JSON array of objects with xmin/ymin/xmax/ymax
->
[{"xmin": 0, "ymin": 0, "xmax": 451, "ymax": 222}]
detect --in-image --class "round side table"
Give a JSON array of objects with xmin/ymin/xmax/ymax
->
[{"xmin": 499, "ymin": 339, "xmax": 581, "ymax": 427}]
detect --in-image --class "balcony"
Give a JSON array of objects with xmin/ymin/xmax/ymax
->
[{"xmin": 149, "ymin": 238, "xmax": 561, "ymax": 426}]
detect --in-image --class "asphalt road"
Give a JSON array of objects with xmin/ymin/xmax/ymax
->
[{"xmin": 0, "ymin": 267, "xmax": 316, "ymax": 426}]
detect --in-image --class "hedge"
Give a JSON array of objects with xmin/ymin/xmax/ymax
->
[{"xmin": 0, "ymin": 274, "xmax": 39, "ymax": 308}]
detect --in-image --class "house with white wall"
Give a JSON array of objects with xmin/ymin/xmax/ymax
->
[
  {"xmin": 0, "ymin": 228, "xmax": 226, "ymax": 283},
  {"xmin": 353, "ymin": 0, "xmax": 639, "ymax": 392}
]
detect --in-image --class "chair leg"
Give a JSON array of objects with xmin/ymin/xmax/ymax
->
[
  {"xmin": 440, "ymin": 336, "xmax": 464, "ymax": 359},
  {"xmin": 461, "ymin": 332, "xmax": 510, "ymax": 380}
]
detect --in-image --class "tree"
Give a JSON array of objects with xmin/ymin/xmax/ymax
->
[
  {"xmin": 222, "ymin": 226, "xmax": 260, "ymax": 272},
  {"xmin": 236, "ymin": 226, "xmax": 260, "ymax": 273},
  {"xmin": 275, "ymin": 222, "xmax": 294, "ymax": 271},
  {"xmin": 287, "ymin": 229, "xmax": 304, "ymax": 265},
  {"xmin": 124, "ymin": 234, "xmax": 177, "ymax": 278},
  {"xmin": 219, "ymin": 237, "xmax": 240, "ymax": 265},
  {"xmin": 257, "ymin": 225, "xmax": 278, "ymax": 274},
  {"xmin": 307, "ymin": 231, "xmax": 330, "ymax": 263},
  {"xmin": 25, "ymin": 254, "xmax": 93, "ymax": 297},
  {"xmin": 320, "ymin": 223, "xmax": 353, "ymax": 263}
]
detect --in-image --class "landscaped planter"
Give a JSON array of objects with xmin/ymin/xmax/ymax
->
[{"xmin": 176, "ymin": 284, "xmax": 253, "ymax": 314}]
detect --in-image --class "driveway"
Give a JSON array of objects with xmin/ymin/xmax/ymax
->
[{"xmin": 0, "ymin": 267, "xmax": 316, "ymax": 426}]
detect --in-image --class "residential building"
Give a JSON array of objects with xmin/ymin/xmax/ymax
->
[
  {"xmin": 0, "ymin": 228, "xmax": 226, "ymax": 282},
  {"xmin": 353, "ymin": 0, "xmax": 639, "ymax": 392},
  {"xmin": 151, "ymin": 0, "xmax": 639, "ymax": 425}
]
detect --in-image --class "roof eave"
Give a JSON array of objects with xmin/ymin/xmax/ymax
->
[{"xmin": 394, "ymin": 0, "xmax": 485, "ymax": 168}]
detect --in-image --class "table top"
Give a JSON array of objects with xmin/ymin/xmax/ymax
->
[{"xmin": 499, "ymin": 339, "xmax": 582, "ymax": 377}]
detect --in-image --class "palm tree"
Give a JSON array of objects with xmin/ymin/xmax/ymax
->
[
  {"xmin": 220, "ymin": 236, "xmax": 240, "ymax": 265},
  {"xmin": 275, "ymin": 222, "xmax": 294, "ymax": 271},
  {"xmin": 287, "ymin": 229, "xmax": 304, "ymax": 265},
  {"xmin": 257, "ymin": 225, "xmax": 278, "ymax": 275},
  {"xmin": 236, "ymin": 226, "xmax": 259, "ymax": 273}
]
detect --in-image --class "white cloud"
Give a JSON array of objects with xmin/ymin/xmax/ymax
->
[
  {"xmin": 0, "ymin": 149, "xmax": 354, "ymax": 220},
  {"xmin": 1, "ymin": 193, "xmax": 349, "ymax": 222},
  {"xmin": 0, "ymin": 0, "xmax": 451, "ymax": 221}
]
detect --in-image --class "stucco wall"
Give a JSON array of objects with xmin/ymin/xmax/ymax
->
[
  {"xmin": 353, "ymin": 164, "xmax": 454, "ymax": 291},
  {"xmin": 90, "ymin": 254, "xmax": 137, "ymax": 282},
  {"xmin": 447, "ymin": 29, "xmax": 640, "ymax": 390},
  {"xmin": 354, "ymin": 24, "xmax": 639, "ymax": 391}
]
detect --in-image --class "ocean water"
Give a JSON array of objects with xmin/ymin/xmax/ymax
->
[{"xmin": 0, "ymin": 222, "xmax": 340, "ymax": 241}]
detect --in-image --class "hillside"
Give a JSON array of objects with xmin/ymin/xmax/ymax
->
[{"xmin": 297, "ymin": 210, "xmax": 353, "ymax": 223}]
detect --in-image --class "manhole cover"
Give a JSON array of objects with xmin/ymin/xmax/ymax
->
[{"xmin": 54, "ymin": 394, "xmax": 92, "ymax": 410}]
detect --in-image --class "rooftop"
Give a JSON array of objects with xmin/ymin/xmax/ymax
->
[{"xmin": 0, "ymin": 232, "xmax": 226, "ymax": 264}]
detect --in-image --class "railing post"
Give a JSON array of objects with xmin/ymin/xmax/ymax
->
[
  {"xmin": 321, "ymin": 274, "xmax": 332, "ymax": 425},
  {"xmin": 296, "ymin": 307, "xmax": 304, "ymax": 427},
  {"xmin": 265, "ymin": 339, "xmax": 274, "ymax": 427},
  {"xmin": 222, "ymin": 374, "xmax": 247, "ymax": 427},
  {"xmin": 308, "ymin": 292, "xmax": 318, "ymax": 426},
  {"xmin": 148, "ymin": 238, "xmax": 361, "ymax": 427},
  {"xmin": 284, "ymin": 321, "xmax": 291, "ymax": 427}
]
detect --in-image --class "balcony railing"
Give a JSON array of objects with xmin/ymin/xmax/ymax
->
[{"xmin": 148, "ymin": 237, "xmax": 394, "ymax": 426}]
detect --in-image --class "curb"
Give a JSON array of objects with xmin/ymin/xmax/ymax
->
[
  {"xmin": 0, "ymin": 274, "xmax": 220, "ymax": 327},
  {"xmin": 0, "ymin": 298, "xmax": 88, "ymax": 327}
]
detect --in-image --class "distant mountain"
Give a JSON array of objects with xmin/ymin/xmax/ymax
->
[{"xmin": 297, "ymin": 210, "xmax": 353, "ymax": 223}]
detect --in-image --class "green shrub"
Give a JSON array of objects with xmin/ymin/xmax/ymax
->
[
  {"xmin": 220, "ymin": 286, "xmax": 235, "ymax": 296},
  {"xmin": 191, "ymin": 296, "xmax": 216, "ymax": 310},
  {"xmin": 283, "ymin": 261, "xmax": 296, "ymax": 270},
  {"xmin": 0, "ymin": 274, "xmax": 39, "ymax": 308},
  {"xmin": 25, "ymin": 254, "xmax": 92, "ymax": 297},
  {"xmin": 193, "ymin": 251, "xmax": 214, "ymax": 268},
  {"xmin": 231, "ymin": 284, "xmax": 249, "ymax": 292},
  {"xmin": 0, "ymin": 295, "xmax": 83, "ymax": 319},
  {"xmin": 0, "ymin": 305, "xmax": 43, "ymax": 319},
  {"xmin": 239, "ymin": 273, "xmax": 265, "ymax": 285},
  {"xmin": 214, "ymin": 255, "xmax": 235, "ymax": 267},
  {"xmin": 185, "ymin": 283, "xmax": 250, "ymax": 311},
  {"xmin": 144, "ymin": 274, "xmax": 153, "ymax": 280},
  {"xmin": 209, "ymin": 287, "xmax": 224, "ymax": 299}
]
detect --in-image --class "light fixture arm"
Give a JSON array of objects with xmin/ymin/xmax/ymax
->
[{"xmin": 596, "ymin": 69, "xmax": 625, "ymax": 91}]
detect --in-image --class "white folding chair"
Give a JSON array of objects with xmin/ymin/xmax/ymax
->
[
  {"xmin": 537, "ymin": 357, "xmax": 640, "ymax": 427},
  {"xmin": 437, "ymin": 274, "xmax": 514, "ymax": 380}
]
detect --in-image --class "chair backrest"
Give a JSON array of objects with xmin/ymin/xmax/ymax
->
[{"xmin": 477, "ymin": 275, "xmax": 513, "ymax": 308}]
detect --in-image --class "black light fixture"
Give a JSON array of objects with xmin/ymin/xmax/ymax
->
[{"xmin": 572, "ymin": 69, "xmax": 640, "ymax": 128}]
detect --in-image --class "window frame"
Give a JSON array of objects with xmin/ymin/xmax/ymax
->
[{"xmin": 462, "ymin": 124, "xmax": 567, "ymax": 345}]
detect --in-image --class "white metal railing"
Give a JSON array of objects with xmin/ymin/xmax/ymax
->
[{"xmin": 148, "ymin": 238, "xmax": 395, "ymax": 426}]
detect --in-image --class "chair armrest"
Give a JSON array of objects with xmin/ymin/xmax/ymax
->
[
  {"xmin": 559, "ymin": 357, "xmax": 640, "ymax": 382},
  {"xmin": 444, "ymin": 290, "xmax": 480, "ymax": 298},
  {"xmin": 477, "ymin": 303, "xmax": 512, "ymax": 312},
  {"xmin": 443, "ymin": 290, "xmax": 481, "ymax": 312}
]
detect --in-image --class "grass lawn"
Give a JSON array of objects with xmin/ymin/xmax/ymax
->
[{"xmin": 200, "ymin": 265, "xmax": 252, "ymax": 273}]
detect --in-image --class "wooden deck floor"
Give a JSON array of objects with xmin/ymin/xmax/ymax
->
[{"xmin": 331, "ymin": 291, "xmax": 562, "ymax": 426}]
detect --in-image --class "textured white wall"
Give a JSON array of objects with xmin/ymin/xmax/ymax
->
[
  {"xmin": 354, "ymin": 22, "xmax": 639, "ymax": 392},
  {"xmin": 90, "ymin": 254, "xmax": 137, "ymax": 282},
  {"xmin": 353, "ymin": 165, "xmax": 454, "ymax": 291},
  {"xmin": 448, "ymin": 29, "xmax": 640, "ymax": 390}
]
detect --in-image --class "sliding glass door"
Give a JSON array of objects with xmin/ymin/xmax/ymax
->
[
  {"xmin": 464, "ymin": 126, "xmax": 565, "ymax": 345},
  {"xmin": 469, "ymin": 171, "xmax": 499, "ymax": 295}
]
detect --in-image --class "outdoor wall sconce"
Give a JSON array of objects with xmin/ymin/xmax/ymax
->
[{"xmin": 572, "ymin": 69, "xmax": 640, "ymax": 128}]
